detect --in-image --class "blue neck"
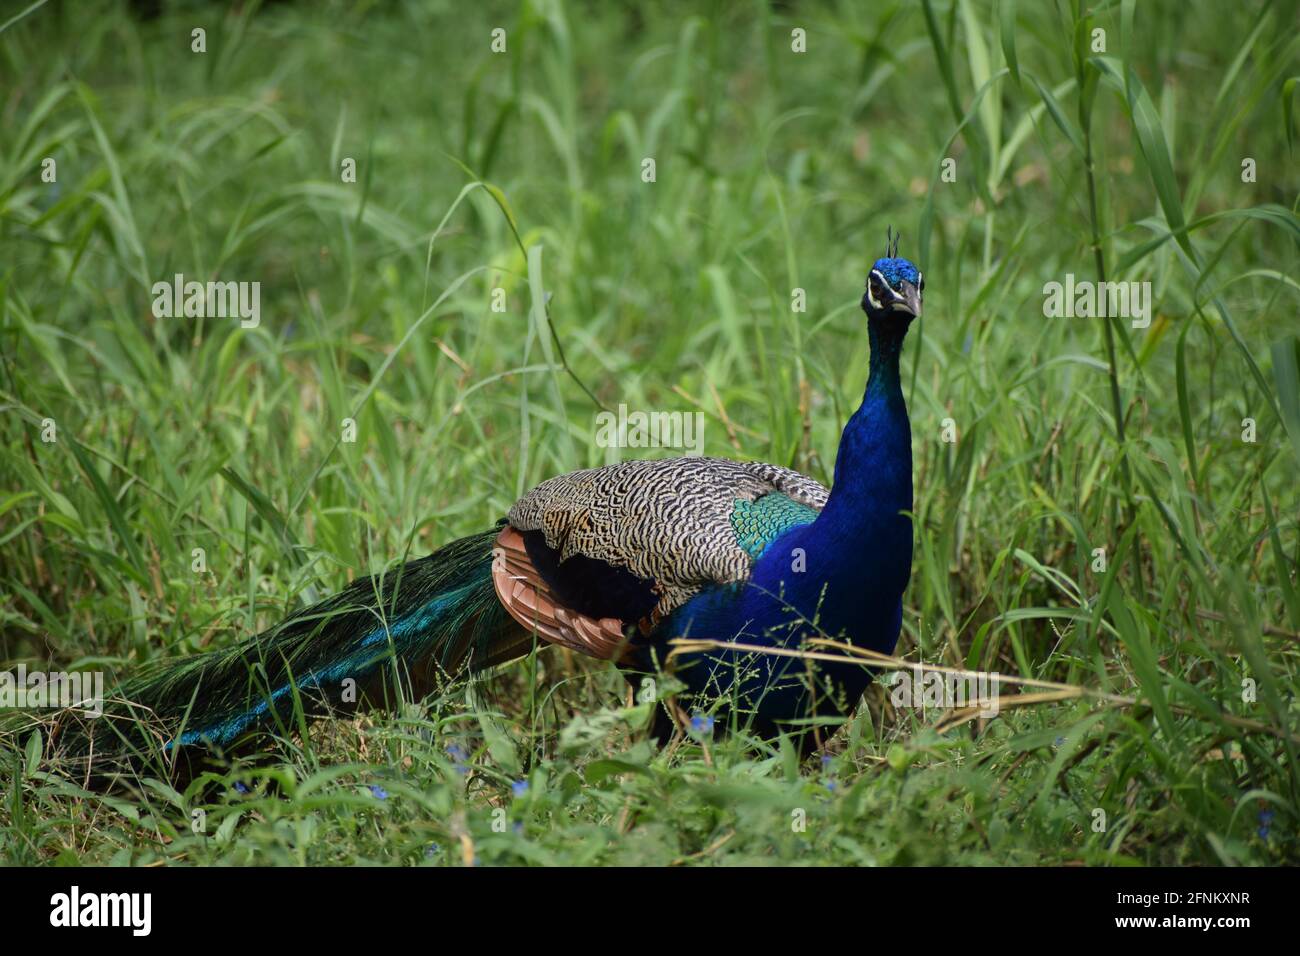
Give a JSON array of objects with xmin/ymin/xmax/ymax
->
[
  {"xmin": 745, "ymin": 313, "xmax": 914, "ymax": 657},
  {"xmin": 675, "ymin": 316, "xmax": 914, "ymax": 640},
  {"xmin": 813, "ymin": 315, "xmax": 912, "ymax": 550}
]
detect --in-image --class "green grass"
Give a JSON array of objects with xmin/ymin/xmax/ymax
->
[{"xmin": 1, "ymin": 0, "xmax": 1298, "ymax": 865}]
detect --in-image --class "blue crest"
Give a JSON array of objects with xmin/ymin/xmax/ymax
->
[{"xmin": 871, "ymin": 257, "xmax": 920, "ymax": 289}]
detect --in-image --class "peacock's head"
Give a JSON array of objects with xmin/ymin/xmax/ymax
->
[{"xmin": 862, "ymin": 227, "xmax": 923, "ymax": 323}]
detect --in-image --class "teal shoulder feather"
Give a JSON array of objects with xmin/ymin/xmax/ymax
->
[{"xmin": 730, "ymin": 493, "xmax": 818, "ymax": 561}]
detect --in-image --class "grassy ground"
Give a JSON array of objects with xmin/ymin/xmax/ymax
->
[{"xmin": 1, "ymin": 0, "xmax": 1297, "ymax": 865}]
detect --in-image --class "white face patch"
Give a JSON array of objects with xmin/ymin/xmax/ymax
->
[{"xmin": 866, "ymin": 268, "xmax": 890, "ymax": 310}]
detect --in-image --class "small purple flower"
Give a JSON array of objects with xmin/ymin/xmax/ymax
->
[
  {"xmin": 1259, "ymin": 809, "xmax": 1275, "ymax": 825},
  {"xmin": 369, "ymin": 785, "xmax": 388, "ymax": 800},
  {"xmin": 447, "ymin": 743, "xmax": 470, "ymax": 775},
  {"xmin": 511, "ymin": 780, "xmax": 529, "ymax": 797},
  {"xmin": 689, "ymin": 713, "xmax": 714, "ymax": 736},
  {"xmin": 825, "ymin": 780, "xmax": 837, "ymax": 792},
  {"xmin": 425, "ymin": 843, "xmax": 441, "ymax": 858},
  {"xmin": 233, "ymin": 781, "xmax": 249, "ymax": 794},
  {"xmin": 1258, "ymin": 826, "xmax": 1270, "ymax": 841},
  {"xmin": 513, "ymin": 822, "xmax": 524, "ymax": 835},
  {"xmin": 821, "ymin": 754, "xmax": 833, "ymax": 770}
]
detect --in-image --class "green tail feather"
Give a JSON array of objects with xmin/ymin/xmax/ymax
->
[{"xmin": 56, "ymin": 525, "xmax": 525, "ymax": 774}]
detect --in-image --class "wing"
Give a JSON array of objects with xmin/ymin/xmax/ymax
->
[
  {"xmin": 491, "ymin": 526, "xmax": 631, "ymax": 660},
  {"xmin": 492, "ymin": 457, "xmax": 826, "ymax": 659}
]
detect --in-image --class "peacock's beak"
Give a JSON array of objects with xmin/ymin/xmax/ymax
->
[{"xmin": 892, "ymin": 280, "xmax": 922, "ymax": 319}]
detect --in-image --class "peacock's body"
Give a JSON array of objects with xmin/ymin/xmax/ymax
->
[{"xmin": 58, "ymin": 248, "xmax": 924, "ymax": 776}]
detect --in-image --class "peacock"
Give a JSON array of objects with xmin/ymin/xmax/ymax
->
[{"xmin": 52, "ymin": 238, "xmax": 924, "ymax": 779}]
